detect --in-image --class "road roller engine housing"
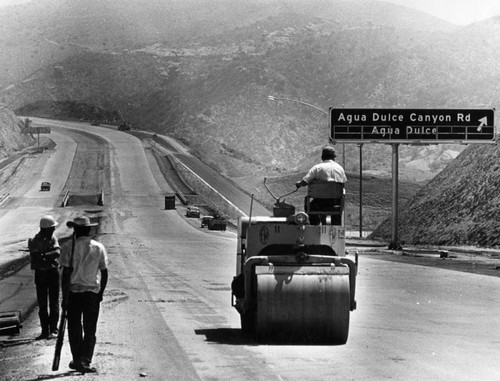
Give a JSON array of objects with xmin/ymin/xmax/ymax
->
[{"xmin": 231, "ymin": 179, "xmax": 358, "ymax": 344}]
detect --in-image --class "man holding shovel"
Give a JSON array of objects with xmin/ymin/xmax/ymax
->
[{"xmin": 60, "ymin": 216, "xmax": 108, "ymax": 373}]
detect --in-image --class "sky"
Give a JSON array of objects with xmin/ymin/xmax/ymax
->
[
  {"xmin": 0, "ymin": 0, "xmax": 499, "ymax": 25},
  {"xmin": 384, "ymin": 0, "xmax": 500, "ymax": 25}
]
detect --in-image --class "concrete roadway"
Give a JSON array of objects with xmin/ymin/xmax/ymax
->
[{"xmin": 0, "ymin": 119, "xmax": 499, "ymax": 380}]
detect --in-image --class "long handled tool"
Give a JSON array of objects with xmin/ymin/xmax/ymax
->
[
  {"xmin": 51, "ymin": 308, "xmax": 67, "ymax": 371},
  {"xmin": 52, "ymin": 233, "xmax": 75, "ymax": 371}
]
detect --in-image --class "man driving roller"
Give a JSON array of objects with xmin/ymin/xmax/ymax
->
[{"xmin": 295, "ymin": 146, "xmax": 347, "ymax": 225}]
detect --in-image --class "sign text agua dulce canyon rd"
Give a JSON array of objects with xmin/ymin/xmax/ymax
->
[{"xmin": 330, "ymin": 108, "xmax": 495, "ymax": 143}]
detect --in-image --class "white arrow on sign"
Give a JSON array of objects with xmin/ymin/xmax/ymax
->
[{"xmin": 477, "ymin": 116, "xmax": 488, "ymax": 132}]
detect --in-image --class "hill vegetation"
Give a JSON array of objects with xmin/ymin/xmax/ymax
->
[
  {"xmin": 371, "ymin": 143, "xmax": 500, "ymax": 246},
  {"xmin": 1, "ymin": 0, "xmax": 477, "ymax": 177},
  {"xmin": 0, "ymin": 105, "xmax": 34, "ymax": 161}
]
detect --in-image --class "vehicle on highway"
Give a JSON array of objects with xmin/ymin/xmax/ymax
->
[
  {"xmin": 207, "ymin": 216, "xmax": 227, "ymax": 231},
  {"xmin": 231, "ymin": 179, "xmax": 358, "ymax": 343},
  {"xmin": 118, "ymin": 121, "xmax": 131, "ymax": 131},
  {"xmin": 90, "ymin": 120, "xmax": 101, "ymax": 126},
  {"xmin": 40, "ymin": 181, "xmax": 51, "ymax": 191},
  {"xmin": 200, "ymin": 215, "xmax": 213, "ymax": 227},
  {"xmin": 186, "ymin": 206, "xmax": 201, "ymax": 218}
]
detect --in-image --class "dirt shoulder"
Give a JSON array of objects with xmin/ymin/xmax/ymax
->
[{"xmin": 347, "ymin": 240, "xmax": 500, "ymax": 278}]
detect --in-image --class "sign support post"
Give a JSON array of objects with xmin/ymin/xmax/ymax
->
[
  {"xmin": 389, "ymin": 144, "xmax": 401, "ymax": 250},
  {"xmin": 28, "ymin": 126, "xmax": 51, "ymax": 151},
  {"xmin": 358, "ymin": 143, "xmax": 363, "ymax": 238}
]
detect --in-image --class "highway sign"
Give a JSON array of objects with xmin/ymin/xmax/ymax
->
[
  {"xmin": 330, "ymin": 108, "xmax": 495, "ymax": 143},
  {"xmin": 30, "ymin": 126, "xmax": 51, "ymax": 134}
]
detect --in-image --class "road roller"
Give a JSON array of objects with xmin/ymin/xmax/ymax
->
[{"xmin": 231, "ymin": 179, "xmax": 357, "ymax": 344}]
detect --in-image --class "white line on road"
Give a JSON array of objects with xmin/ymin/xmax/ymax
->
[{"xmin": 177, "ymin": 161, "xmax": 248, "ymax": 218}]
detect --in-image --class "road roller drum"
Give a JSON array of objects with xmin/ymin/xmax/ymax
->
[{"xmin": 255, "ymin": 265, "xmax": 350, "ymax": 343}]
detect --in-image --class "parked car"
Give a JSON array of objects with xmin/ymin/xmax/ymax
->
[
  {"xmin": 186, "ymin": 206, "xmax": 201, "ymax": 218},
  {"xmin": 200, "ymin": 216, "xmax": 213, "ymax": 228},
  {"xmin": 40, "ymin": 182, "xmax": 51, "ymax": 191}
]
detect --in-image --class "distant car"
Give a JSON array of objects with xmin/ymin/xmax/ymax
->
[
  {"xmin": 200, "ymin": 216, "xmax": 213, "ymax": 228},
  {"xmin": 186, "ymin": 206, "xmax": 201, "ymax": 218},
  {"xmin": 118, "ymin": 122, "xmax": 131, "ymax": 131},
  {"xmin": 91, "ymin": 120, "xmax": 101, "ymax": 126},
  {"xmin": 41, "ymin": 182, "xmax": 51, "ymax": 191}
]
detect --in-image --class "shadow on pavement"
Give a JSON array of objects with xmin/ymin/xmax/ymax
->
[
  {"xmin": 25, "ymin": 371, "xmax": 77, "ymax": 380},
  {"xmin": 195, "ymin": 328, "xmax": 255, "ymax": 345}
]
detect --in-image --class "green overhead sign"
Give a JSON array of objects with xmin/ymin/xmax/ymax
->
[{"xmin": 330, "ymin": 108, "xmax": 495, "ymax": 143}]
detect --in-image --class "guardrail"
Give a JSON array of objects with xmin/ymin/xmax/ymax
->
[
  {"xmin": 0, "ymin": 193, "xmax": 10, "ymax": 207},
  {"xmin": 97, "ymin": 190, "xmax": 104, "ymax": 206},
  {"xmin": 175, "ymin": 191, "xmax": 188, "ymax": 206},
  {"xmin": 60, "ymin": 191, "xmax": 70, "ymax": 207}
]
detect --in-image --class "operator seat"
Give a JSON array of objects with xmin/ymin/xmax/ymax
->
[{"xmin": 304, "ymin": 182, "xmax": 345, "ymax": 225}]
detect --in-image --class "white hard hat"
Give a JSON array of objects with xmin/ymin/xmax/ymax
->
[{"xmin": 40, "ymin": 215, "xmax": 58, "ymax": 229}]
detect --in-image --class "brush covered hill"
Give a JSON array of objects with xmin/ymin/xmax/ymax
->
[
  {"xmin": 0, "ymin": 0, "xmax": 454, "ymax": 89},
  {"xmin": 370, "ymin": 143, "xmax": 500, "ymax": 246},
  {"xmin": 0, "ymin": 0, "xmax": 480, "ymax": 180},
  {"xmin": 0, "ymin": 105, "xmax": 34, "ymax": 161}
]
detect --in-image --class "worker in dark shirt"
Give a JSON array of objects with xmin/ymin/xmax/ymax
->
[{"xmin": 28, "ymin": 215, "xmax": 61, "ymax": 340}]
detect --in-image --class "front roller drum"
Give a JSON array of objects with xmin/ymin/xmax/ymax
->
[{"xmin": 255, "ymin": 265, "xmax": 350, "ymax": 344}]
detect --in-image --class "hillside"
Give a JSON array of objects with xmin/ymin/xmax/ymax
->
[
  {"xmin": 0, "ymin": 0, "xmax": 478, "ymax": 179},
  {"xmin": 0, "ymin": 105, "xmax": 34, "ymax": 161},
  {"xmin": 370, "ymin": 143, "xmax": 500, "ymax": 246},
  {"xmin": 0, "ymin": 0, "xmax": 455, "ymax": 88}
]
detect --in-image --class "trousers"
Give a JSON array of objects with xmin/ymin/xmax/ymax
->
[
  {"xmin": 34, "ymin": 268, "xmax": 60, "ymax": 333},
  {"xmin": 67, "ymin": 291, "xmax": 101, "ymax": 364},
  {"xmin": 308, "ymin": 198, "xmax": 342, "ymax": 225}
]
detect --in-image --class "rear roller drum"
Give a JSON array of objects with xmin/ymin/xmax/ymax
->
[{"xmin": 255, "ymin": 271, "xmax": 350, "ymax": 344}]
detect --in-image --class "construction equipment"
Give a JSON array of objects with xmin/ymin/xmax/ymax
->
[{"xmin": 231, "ymin": 179, "xmax": 357, "ymax": 344}]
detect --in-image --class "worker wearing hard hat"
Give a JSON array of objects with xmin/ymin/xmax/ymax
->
[{"xmin": 28, "ymin": 215, "xmax": 61, "ymax": 340}]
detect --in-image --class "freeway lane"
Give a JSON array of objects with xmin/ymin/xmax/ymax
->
[
  {"xmin": 131, "ymin": 129, "xmax": 271, "ymax": 217},
  {"xmin": 0, "ymin": 130, "xmax": 76, "ymax": 266},
  {"xmin": 1, "ymin": 119, "xmax": 499, "ymax": 380},
  {"xmin": 174, "ymin": 153, "xmax": 270, "ymax": 217}
]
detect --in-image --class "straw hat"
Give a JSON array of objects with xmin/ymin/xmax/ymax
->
[{"xmin": 66, "ymin": 216, "xmax": 98, "ymax": 228}]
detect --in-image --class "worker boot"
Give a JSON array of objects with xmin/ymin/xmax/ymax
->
[{"xmin": 36, "ymin": 330, "xmax": 49, "ymax": 340}]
